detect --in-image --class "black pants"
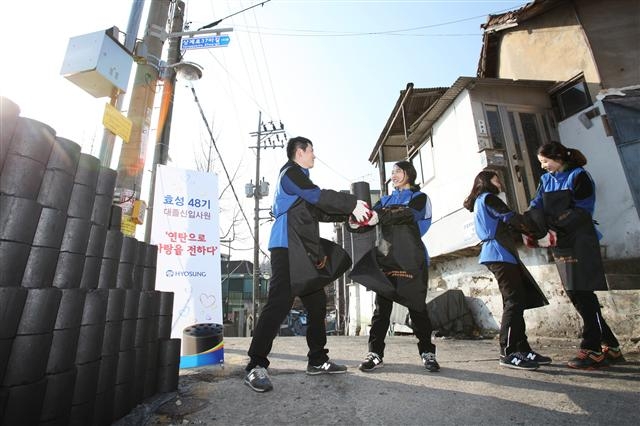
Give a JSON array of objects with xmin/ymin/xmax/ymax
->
[
  {"xmin": 246, "ymin": 248, "xmax": 329, "ymax": 371},
  {"xmin": 486, "ymin": 262, "xmax": 532, "ymax": 356},
  {"xmin": 565, "ymin": 290, "xmax": 620, "ymax": 352},
  {"xmin": 368, "ymin": 293, "xmax": 436, "ymax": 358}
]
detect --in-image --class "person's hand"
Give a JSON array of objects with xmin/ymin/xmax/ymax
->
[
  {"xmin": 366, "ymin": 210, "xmax": 379, "ymax": 226},
  {"xmin": 522, "ymin": 234, "xmax": 538, "ymax": 248},
  {"xmin": 351, "ymin": 200, "xmax": 370, "ymax": 223},
  {"xmin": 348, "ymin": 217, "xmax": 361, "ymax": 229},
  {"xmin": 537, "ymin": 230, "xmax": 557, "ymax": 248}
]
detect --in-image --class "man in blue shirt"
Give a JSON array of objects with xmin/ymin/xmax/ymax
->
[{"xmin": 244, "ymin": 136, "xmax": 370, "ymax": 392}]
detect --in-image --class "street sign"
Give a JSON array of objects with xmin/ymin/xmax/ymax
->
[{"xmin": 181, "ymin": 35, "xmax": 230, "ymax": 50}]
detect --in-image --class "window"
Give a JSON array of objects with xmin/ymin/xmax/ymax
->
[
  {"xmin": 412, "ymin": 135, "xmax": 435, "ymax": 185},
  {"xmin": 485, "ymin": 105, "xmax": 505, "ymax": 149},
  {"xmin": 551, "ymin": 78, "xmax": 592, "ymax": 121}
]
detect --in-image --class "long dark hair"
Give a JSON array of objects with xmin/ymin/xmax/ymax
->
[
  {"xmin": 463, "ymin": 170, "xmax": 499, "ymax": 212},
  {"xmin": 286, "ymin": 136, "xmax": 313, "ymax": 160},
  {"xmin": 394, "ymin": 160, "xmax": 419, "ymax": 191},
  {"xmin": 537, "ymin": 141, "xmax": 587, "ymax": 168}
]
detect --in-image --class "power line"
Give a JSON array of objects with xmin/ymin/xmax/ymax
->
[
  {"xmin": 188, "ymin": 82, "xmax": 256, "ymax": 245},
  {"xmin": 223, "ymin": 4, "xmax": 526, "ymax": 37}
]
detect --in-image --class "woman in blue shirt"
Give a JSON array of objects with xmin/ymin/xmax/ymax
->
[
  {"xmin": 349, "ymin": 161, "xmax": 439, "ymax": 373},
  {"xmin": 530, "ymin": 142, "xmax": 623, "ymax": 369},
  {"xmin": 464, "ymin": 170, "xmax": 550, "ymax": 370}
]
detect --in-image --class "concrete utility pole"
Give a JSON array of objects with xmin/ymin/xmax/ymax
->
[
  {"xmin": 115, "ymin": 0, "xmax": 172, "ymax": 236},
  {"xmin": 144, "ymin": 0, "xmax": 184, "ymax": 243},
  {"xmin": 98, "ymin": 0, "xmax": 146, "ymax": 167},
  {"xmin": 248, "ymin": 111, "xmax": 285, "ymax": 328}
]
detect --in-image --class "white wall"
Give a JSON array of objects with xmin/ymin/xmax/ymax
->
[
  {"xmin": 347, "ymin": 283, "xmax": 376, "ymax": 336},
  {"xmin": 423, "ymin": 90, "xmax": 484, "ymax": 257},
  {"xmin": 558, "ymin": 102, "xmax": 640, "ymax": 259}
]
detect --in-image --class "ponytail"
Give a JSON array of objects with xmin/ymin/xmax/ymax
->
[{"xmin": 538, "ymin": 142, "xmax": 587, "ymax": 168}]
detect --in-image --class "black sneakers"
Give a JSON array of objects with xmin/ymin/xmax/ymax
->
[
  {"xmin": 306, "ymin": 360, "xmax": 348, "ymax": 375},
  {"xmin": 359, "ymin": 352, "xmax": 384, "ymax": 372},
  {"xmin": 567, "ymin": 349, "xmax": 609, "ymax": 369},
  {"xmin": 524, "ymin": 351, "xmax": 552, "ymax": 365},
  {"xmin": 421, "ymin": 352, "xmax": 440, "ymax": 372},
  {"xmin": 499, "ymin": 352, "xmax": 539, "ymax": 370},
  {"xmin": 244, "ymin": 366, "xmax": 273, "ymax": 392},
  {"xmin": 602, "ymin": 345, "xmax": 625, "ymax": 364}
]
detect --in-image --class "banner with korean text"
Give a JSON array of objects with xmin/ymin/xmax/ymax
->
[{"xmin": 150, "ymin": 164, "xmax": 223, "ymax": 367}]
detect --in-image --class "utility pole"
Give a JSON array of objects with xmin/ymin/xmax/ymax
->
[
  {"xmin": 98, "ymin": 0, "xmax": 146, "ymax": 168},
  {"xmin": 144, "ymin": 0, "xmax": 184, "ymax": 242},
  {"xmin": 247, "ymin": 111, "xmax": 286, "ymax": 329},
  {"xmin": 115, "ymin": 0, "xmax": 171, "ymax": 236}
]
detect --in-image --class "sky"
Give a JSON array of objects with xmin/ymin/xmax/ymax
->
[{"xmin": 0, "ymin": 0, "xmax": 526, "ymax": 263}]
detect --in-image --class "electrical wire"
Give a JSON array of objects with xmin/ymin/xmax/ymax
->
[
  {"xmin": 189, "ymin": 82, "xmax": 271, "ymax": 260},
  {"xmin": 226, "ymin": 4, "xmax": 526, "ymax": 37}
]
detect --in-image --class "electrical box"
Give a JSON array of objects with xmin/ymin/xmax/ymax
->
[
  {"xmin": 259, "ymin": 180, "xmax": 270, "ymax": 197},
  {"xmin": 479, "ymin": 149, "xmax": 507, "ymax": 169},
  {"xmin": 60, "ymin": 28, "xmax": 134, "ymax": 98}
]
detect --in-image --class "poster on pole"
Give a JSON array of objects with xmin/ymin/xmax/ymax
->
[{"xmin": 150, "ymin": 164, "xmax": 223, "ymax": 367}]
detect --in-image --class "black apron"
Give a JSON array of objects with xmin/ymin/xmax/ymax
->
[
  {"xmin": 493, "ymin": 220, "xmax": 549, "ymax": 309},
  {"xmin": 286, "ymin": 198, "xmax": 353, "ymax": 297},
  {"xmin": 349, "ymin": 219, "xmax": 428, "ymax": 312},
  {"xmin": 542, "ymin": 191, "xmax": 607, "ymax": 291}
]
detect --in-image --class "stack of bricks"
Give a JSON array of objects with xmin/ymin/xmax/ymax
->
[{"xmin": 0, "ymin": 96, "xmax": 180, "ymax": 425}]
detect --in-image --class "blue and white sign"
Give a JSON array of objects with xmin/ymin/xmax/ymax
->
[
  {"xmin": 151, "ymin": 165, "xmax": 223, "ymax": 367},
  {"xmin": 181, "ymin": 35, "xmax": 231, "ymax": 50}
]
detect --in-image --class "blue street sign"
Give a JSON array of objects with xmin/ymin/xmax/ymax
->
[{"xmin": 181, "ymin": 35, "xmax": 231, "ymax": 50}]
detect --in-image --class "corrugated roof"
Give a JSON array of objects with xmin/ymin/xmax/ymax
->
[
  {"xmin": 371, "ymin": 77, "xmax": 557, "ymax": 165},
  {"xmin": 369, "ymin": 84, "xmax": 448, "ymax": 163}
]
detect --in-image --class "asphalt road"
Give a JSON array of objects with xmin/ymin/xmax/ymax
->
[{"xmin": 118, "ymin": 335, "xmax": 639, "ymax": 425}]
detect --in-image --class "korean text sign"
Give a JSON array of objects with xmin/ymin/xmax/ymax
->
[{"xmin": 150, "ymin": 165, "xmax": 222, "ymax": 347}]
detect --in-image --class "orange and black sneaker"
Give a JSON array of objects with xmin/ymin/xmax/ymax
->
[
  {"xmin": 602, "ymin": 345, "xmax": 626, "ymax": 364},
  {"xmin": 567, "ymin": 349, "xmax": 609, "ymax": 369}
]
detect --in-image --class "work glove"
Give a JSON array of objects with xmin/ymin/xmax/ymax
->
[
  {"xmin": 522, "ymin": 230, "xmax": 557, "ymax": 248},
  {"xmin": 537, "ymin": 230, "xmax": 557, "ymax": 248},
  {"xmin": 366, "ymin": 210, "xmax": 379, "ymax": 226},
  {"xmin": 348, "ymin": 217, "xmax": 362, "ymax": 229},
  {"xmin": 351, "ymin": 200, "xmax": 370, "ymax": 223}
]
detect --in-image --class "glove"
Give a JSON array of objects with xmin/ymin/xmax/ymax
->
[
  {"xmin": 537, "ymin": 230, "xmax": 557, "ymax": 248},
  {"xmin": 366, "ymin": 210, "xmax": 379, "ymax": 226},
  {"xmin": 348, "ymin": 218, "xmax": 361, "ymax": 229},
  {"xmin": 522, "ymin": 234, "xmax": 538, "ymax": 248},
  {"xmin": 351, "ymin": 200, "xmax": 370, "ymax": 223}
]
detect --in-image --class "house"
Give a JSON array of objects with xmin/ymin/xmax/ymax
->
[
  {"xmin": 341, "ymin": 0, "xmax": 640, "ymax": 341},
  {"xmin": 220, "ymin": 257, "xmax": 268, "ymax": 336}
]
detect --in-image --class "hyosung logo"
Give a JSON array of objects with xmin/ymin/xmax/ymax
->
[{"xmin": 165, "ymin": 269, "xmax": 207, "ymax": 278}]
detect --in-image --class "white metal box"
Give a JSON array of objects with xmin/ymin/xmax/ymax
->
[{"xmin": 60, "ymin": 29, "xmax": 133, "ymax": 98}]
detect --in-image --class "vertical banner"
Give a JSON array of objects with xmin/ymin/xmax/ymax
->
[{"xmin": 150, "ymin": 164, "xmax": 223, "ymax": 367}]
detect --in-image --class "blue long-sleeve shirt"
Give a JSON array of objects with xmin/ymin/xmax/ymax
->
[
  {"xmin": 268, "ymin": 161, "xmax": 322, "ymax": 249},
  {"xmin": 529, "ymin": 167, "xmax": 596, "ymax": 215},
  {"xmin": 474, "ymin": 192, "xmax": 517, "ymax": 264}
]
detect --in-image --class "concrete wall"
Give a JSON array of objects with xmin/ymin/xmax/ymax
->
[
  {"xmin": 497, "ymin": 3, "xmax": 600, "ymax": 85},
  {"xmin": 428, "ymin": 249, "xmax": 640, "ymax": 345},
  {"xmin": 558, "ymin": 100, "xmax": 640, "ymax": 259},
  {"xmin": 347, "ymin": 283, "xmax": 375, "ymax": 336}
]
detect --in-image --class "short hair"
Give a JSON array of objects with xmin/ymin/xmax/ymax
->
[{"xmin": 286, "ymin": 136, "xmax": 313, "ymax": 160}]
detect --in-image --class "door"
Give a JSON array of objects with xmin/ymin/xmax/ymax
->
[{"xmin": 486, "ymin": 105, "xmax": 552, "ymax": 211}]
